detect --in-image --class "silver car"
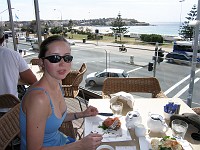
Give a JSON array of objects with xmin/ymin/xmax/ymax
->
[{"xmin": 85, "ymin": 68, "xmax": 129, "ymax": 86}]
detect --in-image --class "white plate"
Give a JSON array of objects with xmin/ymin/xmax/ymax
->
[
  {"xmin": 92, "ymin": 121, "xmax": 122, "ymax": 138},
  {"xmin": 85, "ymin": 116, "xmax": 132, "ymax": 142},
  {"xmin": 96, "ymin": 145, "xmax": 114, "ymax": 150},
  {"xmin": 139, "ymin": 137, "xmax": 193, "ymax": 150}
]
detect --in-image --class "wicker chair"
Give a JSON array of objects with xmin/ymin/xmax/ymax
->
[
  {"xmin": 30, "ymin": 58, "xmax": 40, "ymax": 65},
  {"xmin": 59, "ymin": 121, "xmax": 77, "ymax": 139},
  {"xmin": 192, "ymin": 107, "xmax": 200, "ymax": 115},
  {"xmin": 0, "ymin": 94, "xmax": 20, "ymax": 117},
  {"xmin": 0, "ymin": 103, "xmax": 77, "ymax": 149},
  {"xmin": 102, "ymin": 77, "xmax": 167, "ymax": 99},
  {"xmin": 62, "ymin": 63, "xmax": 87, "ymax": 110},
  {"xmin": 0, "ymin": 103, "xmax": 20, "ymax": 150}
]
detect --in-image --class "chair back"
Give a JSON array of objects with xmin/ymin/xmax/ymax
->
[
  {"xmin": 0, "ymin": 104, "xmax": 20, "ymax": 149},
  {"xmin": 73, "ymin": 63, "xmax": 87, "ymax": 87},
  {"xmin": 0, "ymin": 94, "xmax": 20, "ymax": 109},
  {"xmin": 102, "ymin": 77, "xmax": 167, "ymax": 98},
  {"xmin": 30, "ymin": 58, "xmax": 40, "ymax": 65},
  {"xmin": 62, "ymin": 71, "xmax": 79, "ymax": 85},
  {"xmin": 62, "ymin": 63, "xmax": 87, "ymax": 98},
  {"xmin": 59, "ymin": 121, "xmax": 76, "ymax": 139},
  {"xmin": 192, "ymin": 107, "xmax": 200, "ymax": 115}
]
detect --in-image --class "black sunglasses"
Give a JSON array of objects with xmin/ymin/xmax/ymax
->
[{"xmin": 42, "ymin": 55, "xmax": 73, "ymax": 63}]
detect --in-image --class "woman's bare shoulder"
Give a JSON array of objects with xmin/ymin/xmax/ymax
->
[{"xmin": 23, "ymin": 86, "xmax": 50, "ymax": 111}]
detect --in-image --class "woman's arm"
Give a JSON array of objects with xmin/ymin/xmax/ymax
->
[
  {"xmin": 25, "ymin": 90, "xmax": 50, "ymax": 150},
  {"xmin": 25, "ymin": 92, "xmax": 102, "ymax": 150},
  {"xmin": 64, "ymin": 106, "xmax": 99, "ymax": 122}
]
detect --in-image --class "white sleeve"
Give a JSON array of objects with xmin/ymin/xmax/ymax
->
[{"xmin": 15, "ymin": 52, "xmax": 29, "ymax": 73}]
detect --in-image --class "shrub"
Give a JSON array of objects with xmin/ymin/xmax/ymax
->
[{"xmin": 140, "ymin": 34, "xmax": 163, "ymax": 44}]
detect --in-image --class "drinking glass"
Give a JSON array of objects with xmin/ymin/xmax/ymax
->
[
  {"xmin": 171, "ymin": 119, "xmax": 188, "ymax": 139},
  {"xmin": 111, "ymin": 101, "xmax": 123, "ymax": 116}
]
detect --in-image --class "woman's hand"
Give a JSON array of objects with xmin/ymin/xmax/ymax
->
[
  {"xmin": 83, "ymin": 106, "xmax": 98, "ymax": 117},
  {"xmin": 80, "ymin": 133, "xmax": 103, "ymax": 150}
]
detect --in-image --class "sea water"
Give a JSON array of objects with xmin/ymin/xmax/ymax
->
[{"xmin": 87, "ymin": 22, "xmax": 180, "ymax": 36}]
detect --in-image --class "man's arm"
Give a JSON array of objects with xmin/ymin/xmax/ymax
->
[{"xmin": 19, "ymin": 69, "xmax": 37, "ymax": 85}]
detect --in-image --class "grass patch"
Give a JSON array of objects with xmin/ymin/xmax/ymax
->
[{"xmin": 55, "ymin": 32, "xmax": 173, "ymax": 48}]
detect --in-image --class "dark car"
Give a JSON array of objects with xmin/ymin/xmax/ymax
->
[{"xmin": 165, "ymin": 52, "xmax": 192, "ymax": 65}]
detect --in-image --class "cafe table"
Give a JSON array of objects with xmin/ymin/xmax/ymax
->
[
  {"xmin": 84, "ymin": 98, "xmax": 200, "ymax": 150},
  {"xmin": 18, "ymin": 64, "xmax": 43, "ymax": 85}
]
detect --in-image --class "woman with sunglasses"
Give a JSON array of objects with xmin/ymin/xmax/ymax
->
[{"xmin": 20, "ymin": 35, "xmax": 103, "ymax": 150}]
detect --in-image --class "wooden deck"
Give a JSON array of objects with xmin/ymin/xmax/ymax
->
[{"xmin": 65, "ymin": 97, "xmax": 88, "ymax": 139}]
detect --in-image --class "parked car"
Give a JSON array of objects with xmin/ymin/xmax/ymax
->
[
  {"xmin": 19, "ymin": 36, "xmax": 26, "ymax": 40},
  {"xmin": 165, "ymin": 52, "xmax": 192, "ymax": 65},
  {"xmin": 85, "ymin": 68, "xmax": 129, "ymax": 86},
  {"xmin": 26, "ymin": 37, "xmax": 38, "ymax": 42}
]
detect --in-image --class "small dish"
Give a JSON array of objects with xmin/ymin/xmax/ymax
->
[{"xmin": 96, "ymin": 144, "xmax": 114, "ymax": 150}]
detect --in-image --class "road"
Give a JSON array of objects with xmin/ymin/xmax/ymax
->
[
  {"xmin": 70, "ymin": 44, "xmax": 200, "ymax": 108},
  {"xmin": 9, "ymin": 39, "xmax": 200, "ymax": 107}
]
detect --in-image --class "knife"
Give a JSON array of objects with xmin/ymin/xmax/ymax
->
[{"xmin": 98, "ymin": 113, "xmax": 113, "ymax": 116}]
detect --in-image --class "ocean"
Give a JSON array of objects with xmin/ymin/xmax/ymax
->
[{"xmin": 87, "ymin": 22, "xmax": 180, "ymax": 37}]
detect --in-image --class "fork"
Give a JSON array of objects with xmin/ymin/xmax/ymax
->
[
  {"xmin": 103, "ymin": 119, "xmax": 121, "ymax": 136},
  {"xmin": 108, "ymin": 119, "xmax": 119, "ymax": 130}
]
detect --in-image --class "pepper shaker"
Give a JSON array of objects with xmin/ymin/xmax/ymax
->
[{"xmin": 175, "ymin": 103, "xmax": 181, "ymax": 114}]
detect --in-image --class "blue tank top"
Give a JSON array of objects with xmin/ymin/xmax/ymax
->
[{"xmin": 20, "ymin": 85, "xmax": 74, "ymax": 150}]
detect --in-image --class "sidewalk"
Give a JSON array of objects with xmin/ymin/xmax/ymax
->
[{"xmin": 73, "ymin": 39, "xmax": 172, "ymax": 52}]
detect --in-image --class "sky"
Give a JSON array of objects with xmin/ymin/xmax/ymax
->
[{"xmin": 0, "ymin": 0, "xmax": 198, "ymax": 23}]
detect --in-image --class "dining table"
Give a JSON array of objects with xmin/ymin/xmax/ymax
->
[
  {"xmin": 18, "ymin": 64, "xmax": 43, "ymax": 85},
  {"xmin": 84, "ymin": 98, "xmax": 200, "ymax": 150}
]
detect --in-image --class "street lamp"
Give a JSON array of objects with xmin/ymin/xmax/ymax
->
[
  {"xmin": 179, "ymin": 0, "xmax": 185, "ymax": 27},
  {"xmin": 54, "ymin": 9, "xmax": 63, "ymax": 36},
  {"xmin": 0, "ymin": 8, "xmax": 14, "ymax": 26},
  {"xmin": 104, "ymin": 49, "xmax": 111, "ymax": 71},
  {"xmin": 0, "ymin": 8, "xmax": 14, "ymax": 15}
]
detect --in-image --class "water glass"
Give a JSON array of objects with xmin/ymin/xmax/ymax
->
[
  {"xmin": 111, "ymin": 101, "xmax": 123, "ymax": 116},
  {"xmin": 171, "ymin": 119, "xmax": 188, "ymax": 139}
]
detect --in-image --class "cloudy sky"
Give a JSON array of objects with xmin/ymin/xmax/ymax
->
[{"xmin": 0, "ymin": 0, "xmax": 198, "ymax": 23}]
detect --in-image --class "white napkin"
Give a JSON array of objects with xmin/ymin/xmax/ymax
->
[{"xmin": 110, "ymin": 91, "xmax": 134, "ymax": 108}]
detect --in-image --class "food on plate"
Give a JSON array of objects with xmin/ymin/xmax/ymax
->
[
  {"xmin": 151, "ymin": 136, "xmax": 183, "ymax": 150},
  {"xmin": 98, "ymin": 117, "xmax": 121, "ymax": 130}
]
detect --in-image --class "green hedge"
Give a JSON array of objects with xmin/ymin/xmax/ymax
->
[{"xmin": 140, "ymin": 34, "xmax": 163, "ymax": 44}]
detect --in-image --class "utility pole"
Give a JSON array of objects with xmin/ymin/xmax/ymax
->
[
  {"xmin": 187, "ymin": 0, "xmax": 200, "ymax": 107},
  {"xmin": 33, "ymin": 0, "xmax": 42, "ymax": 46},
  {"xmin": 7, "ymin": 0, "xmax": 17, "ymax": 51},
  {"xmin": 95, "ymin": 29, "xmax": 99, "ymax": 45},
  {"xmin": 153, "ymin": 42, "xmax": 159, "ymax": 77},
  {"xmin": 105, "ymin": 50, "xmax": 108, "ymax": 71}
]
